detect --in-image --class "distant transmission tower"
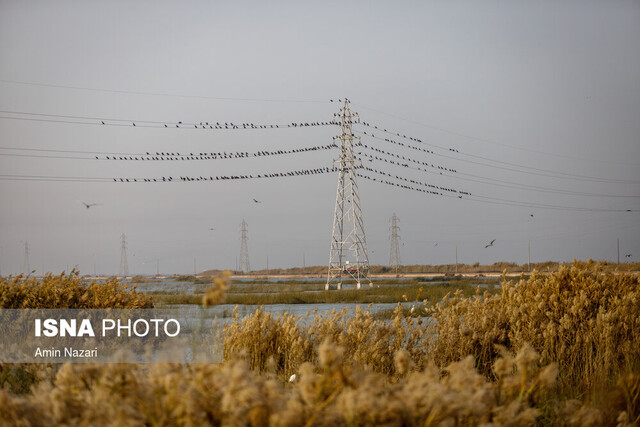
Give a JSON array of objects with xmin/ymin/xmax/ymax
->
[
  {"xmin": 239, "ymin": 219, "xmax": 251, "ymax": 273},
  {"xmin": 389, "ymin": 213, "xmax": 401, "ymax": 274},
  {"xmin": 22, "ymin": 242, "xmax": 30, "ymax": 275},
  {"xmin": 326, "ymin": 99, "xmax": 372, "ymax": 290},
  {"xmin": 119, "ymin": 233, "xmax": 129, "ymax": 277}
]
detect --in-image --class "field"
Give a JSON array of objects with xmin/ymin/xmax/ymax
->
[{"xmin": 1, "ymin": 261, "xmax": 639, "ymax": 425}]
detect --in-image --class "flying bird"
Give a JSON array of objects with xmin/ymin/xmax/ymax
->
[
  {"xmin": 253, "ymin": 198, "xmax": 261, "ymax": 203},
  {"xmin": 530, "ymin": 214, "xmax": 534, "ymax": 217},
  {"xmin": 80, "ymin": 202, "xmax": 100, "ymax": 210},
  {"xmin": 626, "ymin": 254, "xmax": 632, "ymax": 258},
  {"xmin": 485, "ymin": 239, "xmax": 496, "ymax": 248},
  {"xmin": 209, "ymin": 228, "xmax": 215, "ymax": 231}
]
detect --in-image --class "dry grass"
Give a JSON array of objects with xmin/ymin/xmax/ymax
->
[
  {"xmin": 0, "ymin": 270, "xmax": 153, "ymax": 309},
  {"xmin": 0, "ymin": 341, "xmax": 567, "ymax": 426},
  {"xmin": 430, "ymin": 261, "xmax": 640, "ymax": 395},
  {"xmin": 1, "ymin": 262, "xmax": 639, "ymax": 425}
]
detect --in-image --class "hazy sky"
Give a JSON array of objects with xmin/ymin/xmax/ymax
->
[{"xmin": 1, "ymin": 1, "xmax": 639, "ymax": 275}]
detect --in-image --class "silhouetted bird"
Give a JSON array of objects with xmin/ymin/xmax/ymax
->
[
  {"xmin": 485, "ymin": 239, "xmax": 496, "ymax": 248},
  {"xmin": 81, "ymin": 202, "xmax": 99, "ymax": 210},
  {"xmin": 253, "ymin": 199, "xmax": 261, "ymax": 203}
]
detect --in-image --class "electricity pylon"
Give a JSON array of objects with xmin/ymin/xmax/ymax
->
[
  {"xmin": 119, "ymin": 233, "xmax": 129, "ymax": 277},
  {"xmin": 239, "ymin": 219, "xmax": 250, "ymax": 273},
  {"xmin": 22, "ymin": 242, "xmax": 30, "ymax": 275},
  {"xmin": 326, "ymin": 99, "xmax": 372, "ymax": 290},
  {"xmin": 389, "ymin": 213, "xmax": 401, "ymax": 274}
]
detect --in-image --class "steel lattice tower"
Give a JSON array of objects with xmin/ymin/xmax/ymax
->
[
  {"xmin": 326, "ymin": 99, "xmax": 372, "ymax": 290},
  {"xmin": 119, "ymin": 233, "xmax": 129, "ymax": 277},
  {"xmin": 22, "ymin": 242, "xmax": 30, "ymax": 275},
  {"xmin": 389, "ymin": 213, "xmax": 401, "ymax": 274},
  {"xmin": 239, "ymin": 219, "xmax": 250, "ymax": 273}
]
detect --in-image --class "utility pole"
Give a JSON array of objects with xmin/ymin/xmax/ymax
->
[
  {"xmin": 156, "ymin": 259, "xmax": 159, "ymax": 276},
  {"xmin": 22, "ymin": 242, "xmax": 30, "ymax": 275},
  {"xmin": 239, "ymin": 219, "xmax": 250, "ymax": 273},
  {"xmin": 455, "ymin": 245, "xmax": 458, "ymax": 274},
  {"xmin": 303, "ymin": 252, "xmax": 306, "ymax": 269},
  {"xmin": 194, "ymin": 257, "xmax": 197, "ymax": 275},
  {"xmin": 528, "ymin": 240, "xmax": 531, "ymax": 272},
  {"xmin": 119, "ymin": 233, "xmax": 129, "ymax": 277},
  {"xmin": 389, "ymin": 213, "xmax": 401, "ymax": 275},
  {"xmin": 326, "ymin": 99, "xmax": 372, "ymax": 290},
  {"xmin": 617, "ymin": 237, "xmax": 620, "ymax": 264}
]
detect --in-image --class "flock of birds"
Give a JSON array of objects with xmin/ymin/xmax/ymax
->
[
  {"xmin": 96, "ymin": 144, "xmax": 338, "ymax": 162},
  {"xmin": 359, "ymin": 122, "xmax": 460, "ymax": 155},
  {"xmin": 89, "ymin": 112, "xmax": 637, "ymax": 260},
  {"xmin": 357, "ymin": 172, "xmax": 449, "ymax": 197},
  {"xmin": 103, "ymin": 119, "xmax": 338, "ymax": 130},
  {"xmin": 358, "ymin": 143, "xmax": 457, "ymax": 173},
  {"xmin": 359, "ymin": 166, "xmax": 471, "ymax": 197},
  {"xmin": 111, "ymin": 166, "xmax": 338, "ymax": 183},
  {"xmin": 357, "ymin": 151, "xmax": 462, "ymax": 194}
]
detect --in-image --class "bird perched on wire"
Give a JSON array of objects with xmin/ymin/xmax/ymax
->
[{"xmin": 485, "ymin": 239, "xmax": 495, "ymax": 248}]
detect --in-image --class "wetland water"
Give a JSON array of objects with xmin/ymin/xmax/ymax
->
[
  {"xmin": 121, "ymin": 277, "xmax": 423, "ymax": 322},
  {"xmin": 163, "ymin": 302, "xmax": 413, "ymax": 326}
]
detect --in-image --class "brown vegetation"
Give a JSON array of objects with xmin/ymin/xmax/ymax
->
[
  {"xmin": 0, "ymin": 270, "xmax": 153, "ymax": 309},
  {"xmin": 0, "ymin": 262, "xmax": 639, "ymax": 425}
]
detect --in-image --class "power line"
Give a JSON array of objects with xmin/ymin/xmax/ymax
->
[
  {"xmin": 0, "ymin": 166, "xmax": 339, "ymax": 183},
  {"xmin": 0, "ymin": 79, "xmax": 330, "ymax": 104},
  {"xmin": 0, "ymin": 143, "xmax": 339, "ymax": 161},
  {"xmin": 356, "ymin": 167, "xmax": 638, "ymax": 213},
  {"xmin": 6, "ymin": 108, "xmax": 635, "ymax": 185},
  {"xmin": 357, "ymin": 146, "xmax": 640, "ymax": 199},
  {"xmin": 0, "ymin": 111, "xmax": 339, "ymax": 130},
  {"xmin": 356, "ymin": 127, "xmax": 640, "ymax": 184},
  {"xmin": 0, "ymin": 174, "xmax": 112, "ymax": 182},
  {"xmin": 351, "ymin": 101, "xmax": 640, "ymax": 167}
]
